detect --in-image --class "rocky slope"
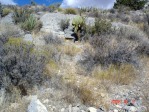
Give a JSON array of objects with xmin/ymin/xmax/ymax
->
[{"xmin": 0, "ymin": 9, "xmax": 149, "ymax": 112}]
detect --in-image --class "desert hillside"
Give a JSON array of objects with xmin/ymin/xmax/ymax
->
[{"xmin": 0, "ymin": 1, "xmax": 149, "ymax": 112}]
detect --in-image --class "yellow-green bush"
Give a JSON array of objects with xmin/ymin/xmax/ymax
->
[
  {"xmin": 64, "ymin": 8, "xmax": 77, "ymax": 15},
  {"xmin": 6, "ymin": 38, "xmax": 32, "ymax": 47},
  {"xmin": 2, "ymin": 8, "xmax": 11, "ymax": 17},
  {"xmin": 58, "ymin": 7, "xmax": 63, "ymax": 12},
  {"xmin": 94, "ymin": 18, "xmax": 112, "ymax": 35}
]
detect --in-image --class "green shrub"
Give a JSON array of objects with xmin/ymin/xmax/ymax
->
[
  {"xmin": 60, "ymin": 19, "xmax": 69, "ymax": 31},
  {"xmin": 0, "ymin": 36, "xmax": 46, "ymax": 96},
  {"xmin": 13, "ymin": 8, "xmax": 31, "ymax": 24},
  {"xmin": 21, "ymin": 15, "xmax": 42, "ymax": 32},
  {"xmin": 30, "ymin": 0, "xmax": 36, "ymax": 6},
  {"xmin": 114, "ymin": 0, "xmax": 147, "ymax": 10},
  {"xmin": 49, "ymin": 3, "xmax": 60, "ymax": 12},
  {"xmin": 1, "ymin": 8, "xmax": 11, "ymax": 17},
  {"xmin": 0, "ymin": 3, "xmax": 3, "ymax": 16},
  {"xmin": 94, "ymin": 18, "xmax": 112, "ymax": 35},
  {"xmin": 88, "ymin": 10, "xmax": 100, "ymax": 18},
  {"xmin": 58, "ymin": 7, "xmax": 63, "ymax": 12},
  {"xmin": 65, "ymin": 8, "xmax": 76, "ymax": 15}
]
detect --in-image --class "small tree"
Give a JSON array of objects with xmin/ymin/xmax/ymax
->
[
  {"xmin": 30, "ymin": 0, "xmax": 36, "ymax": 6},
  {"xmin": 0, "ymin": 3, "xmax": 3, "ymax": 17},
  {"xmin": 114, "ymin": 0, "xmax": 147, "ymax": 10}
]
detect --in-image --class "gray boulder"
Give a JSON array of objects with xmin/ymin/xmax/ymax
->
[
  {"xmin": 24, "ymin": 34, "xmax": 33, "ymax": 42},
  {"xmin": 28, "ymin": 98, "xmax": 48, "ymax": 112},
  {"xmin": 0, "ymin": 13, "xmax": 14, "ymax": 24}
]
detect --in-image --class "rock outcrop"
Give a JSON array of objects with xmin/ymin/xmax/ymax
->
[{"xmin": 28, "ymin": 98, "xmax": 48, "ymax": 112}]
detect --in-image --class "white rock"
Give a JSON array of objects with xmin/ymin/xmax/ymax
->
[
  {"xmin": 0, "ymin": 13, "xmax": 14, "ymax": 24},
  {"xmin": 28, "ymin": 99, "xmax": 48, "ymax": 112},
  {"xmin": 87, "ymin": 107, "xmax": 97, "ymax": 112},
  {"xmin": 69, "ymin": 104, "xmax": 72, "ymax": 112},
  {"xmin": 61, "ymin": 108, "xmax": 65, "ymax": 112},
  {"xmin": 100, "ymin": 93, "xmax": 106, "ymax": 98},
  {"xmin": 72, "ymin": 106, "xmax": 80, "ymax": 112},
  {"xmin": 24, "ymin": 34, "xmax": 33, "ymax": 42},
  {"xmin": 129, "ymin": 106, "xmax": 137, "ymax": 112},
  {"xmin": 0, "ymin": 88, "xmax": 5, "ymax": 106},
  {"xmin": 81, "ymin": 110, "xmax": 85, "ymax": 112},
  {"xmin": 43, "ymin": 99, "xmax": 49, "ymax": 104},
  {"xmin": 113, "ymin": 109, "xmax": 118, "ymax": 112}
]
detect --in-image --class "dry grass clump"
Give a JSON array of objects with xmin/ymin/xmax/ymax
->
[
  {"xmin": 62, "ymin": 65, "xmax": 109, "ymax": 108},
  {"xmin": 64, "ymin": 75, "xmax": 110, "ymax": 108},
  {"xmin": 1, "ymin": 8, "xmax": 12, "ymax": 17},
  {"xmin": 92, "ymin": 64, "xmax": 136, "ymax": 85},
  {"xmin": 76, "ymin": 86, "xmax": 96, "ymax": 105},
  {"xmin": 61, "ymin": 45, "xmax": 81, "ymax": 56},
  {"xmin": 44, "ymin": 59, "xmax": 60, "ymax": 77},
  {"xmin": 43, "ymin": 33, "xmax": 62, "ymax": 45},
  {"xmin": 0, "ymin": 91, "xmax": 30, "ymax": 112},
  {"xmin": 64, "ymin": 8, "xmax": 77, "ymax": 15}
]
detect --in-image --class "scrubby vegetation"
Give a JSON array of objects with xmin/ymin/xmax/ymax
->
[
  {"xmin": 93, "ymin": 18, "xmax": 112, "ymax": 35},
  {"xmin": 13, "ymin": 8, "xmax": 31, "ymax": 24},
  {"xmin": 0, "ymin": 33, "xmax": 46, "ymax": 101},
  {"xmin": 1, "ymin": 8, "xmax": 11, "ymax": 17},
  {"xmin": 49, "ymin": 3, "xmax": 61, "ymax": 12},
  {"xmin": 21, "ymin": 15, "xmax": 42, "ymax": 32},
  {"xmin": 13, "ymin": 8, "xmax": 42, "ymax": 32},
  {"xmin": 0, "ymin": 4, "xmax": 11, "ymax": 17},
  {"xmin": 64, "ymin": 8, "xmax": 77, "ymax": 15},
  {"xmin": 60, "ymin": 19, "xmax": 70, "ymax": 31},
  {"xmin": 0, "ymin": 2, "xmax": 149, "ymax": 111}
]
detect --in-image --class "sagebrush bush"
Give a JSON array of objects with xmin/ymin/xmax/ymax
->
[
  {"xmin": 43, "ymin": 33, "xmax": 62, "ymax": 45},
  {"xmin": 88, "ymin": 9, "xmax": 100, "ymax": 18},
  {"xmin": 94, "ymin": 18, "xmax": 112, "ymax": 35},
  {"xmin": 0, "ymin": 36, "xmax": 46, "ymax": 96},
  {"xmin": 79, "ymin": 26, "xmax": 149, "ymax": 73},
  {"xmin": 61, "ymin": 45, "xmax": 81, "ymax": 56},
  {"xmin": 64, "ymin": 8, "xmax": 76, "ymax": 15},
  {"xmin": 60, "ymin": 19, "xmax": 69, "ymax": 31},
  {"xmin": 117, "ymin": 13, "xmax": 130, "ymax": 23}
]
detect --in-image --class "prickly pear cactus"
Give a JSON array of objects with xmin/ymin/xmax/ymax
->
[{"xmin": 72, "ymin": 16, "xmax": 85, "ymax": 33}]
